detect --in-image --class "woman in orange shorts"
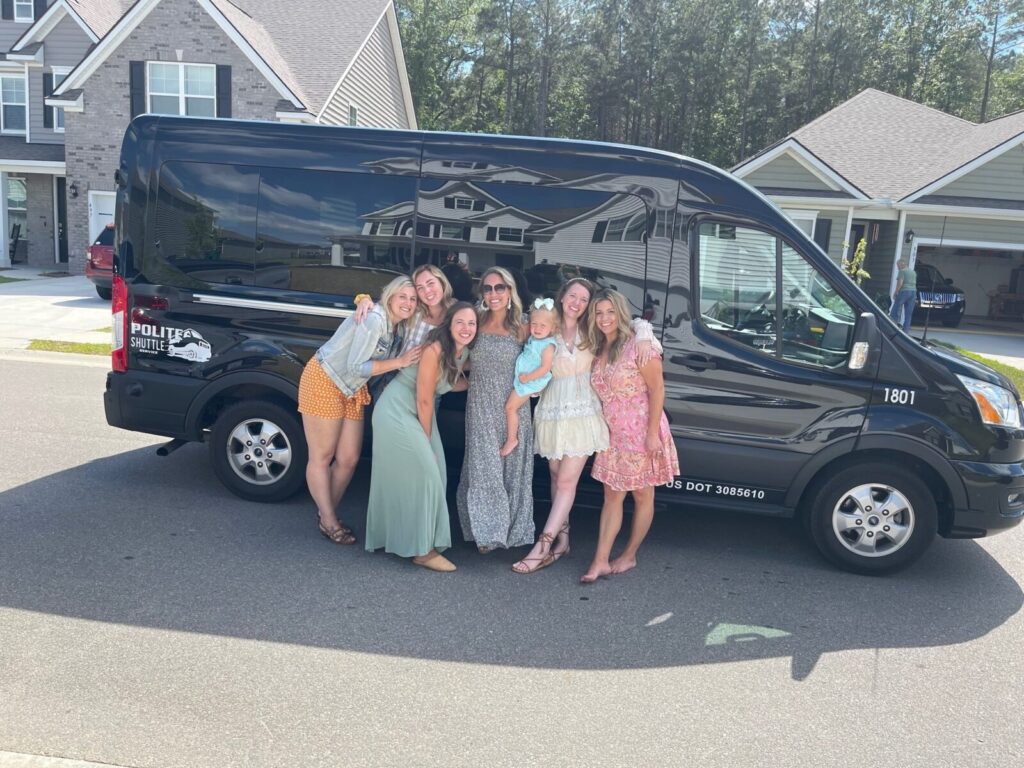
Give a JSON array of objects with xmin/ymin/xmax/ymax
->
[{"xmin": 299, "ymin": 276, "xmax": 421, "ymax": 545}]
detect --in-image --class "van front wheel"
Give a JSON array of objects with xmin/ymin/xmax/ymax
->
[
  {"xmin": 209, "ymin": 400, "xmax": 307, "ymax": 502},
  {"xmin": 806, "ymin": 463, "xmax": 936, "ymax": 575}
]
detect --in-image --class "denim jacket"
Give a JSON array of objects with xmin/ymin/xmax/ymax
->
[{"xmin": 316, "ymin": 305, "xmax": 399, "ymax": 397}]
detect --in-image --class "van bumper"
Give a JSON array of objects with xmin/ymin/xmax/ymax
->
[
  {"xmin": 946, "ymin": 459, "xmax": 1024, "ymax": 537},
  {"xmin": 104, "ymin": 370, "xmax": 205, "ymax": 441}
]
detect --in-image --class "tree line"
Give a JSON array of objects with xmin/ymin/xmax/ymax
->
[{"xmin": 396, "ymin": 0, "xmax": 1024, "ymax": 168}]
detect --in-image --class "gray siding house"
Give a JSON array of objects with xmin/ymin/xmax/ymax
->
[
  {"xmin": 0, "ymin": 0, "xmax": 416, "ymax": 273},
  {"xmin": 733, "ymin": 89, "xmax": 1024, "ymax": 319}
]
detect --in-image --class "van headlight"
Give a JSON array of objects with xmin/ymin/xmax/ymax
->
[{"xmin": 957, "ymin": 375, "xmax": 1022, "ymax": 428}]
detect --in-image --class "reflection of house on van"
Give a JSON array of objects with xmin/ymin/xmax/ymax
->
[
  {"xmin": 167, "ymin": 330, "xmax": 212, "ymax": 363},
  {"xmin": 356, "ymin": 178, "xmax": 665, "ymax": 315}
]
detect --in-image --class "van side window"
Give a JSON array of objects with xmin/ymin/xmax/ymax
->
[
  {"xmin": 415, "ymin": 178, "xmax": 650, "ymax": 313},
  {"xmin": 155, "ymin": 161, "xmax": 260, "ymax": 285},
  {"xmin": 697, "ymin": 222, "xmax": 856, "ymax": 368},
  {"xmin": 254, "ymin": 168, "xmax": 417, "ymax": 295}
]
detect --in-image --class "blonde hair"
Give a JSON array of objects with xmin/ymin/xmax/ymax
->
[
  {"xmin": 379, "ymin": 275, "xmax": 416, "ymax": 337},
  {"xmin": 528, "ymin": 301, "xmax": 558, "ymax": 334},
  {"xmin": 586, "ymin": 289, "xmax": 633, "ymax": 364},
  {"xmin": 411, "ymin": 264, "xmax": 454, "ymax": 310},
  {"xmin": 478, "ymin": 266, "xmax": 523, "ymax": 336}
]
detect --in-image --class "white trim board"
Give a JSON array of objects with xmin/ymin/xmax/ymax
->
[
  {"xmin": 732, "ymin": 138, "xmax": 869, "ymax": 200},
  {"xmin": 10, "ymin": 0, "xmax": 99, "ymax": 50},
  {"xmin": 902, "ymin": 134, "xmax": 1024, "ymax": 203},
  {"xmin": 54, "ymin": 0, "xmax": 305, "ymax": 110}
]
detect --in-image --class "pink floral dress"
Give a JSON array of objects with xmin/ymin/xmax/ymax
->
[{"xmin": 590, "ymin": 337, "xmax": 679, "ymax": 492}]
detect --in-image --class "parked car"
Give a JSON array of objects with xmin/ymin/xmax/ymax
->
[
  {"xmin": 913, "ymin": 261, "xmax": 966, "ymax": 328},
  {"xmin": 85, "ymin": 223, "xmax": 115, "ymax": 300},
  {"xmin": 104, "ymin": 115, "xmax": 1024, "ymax": 575}
]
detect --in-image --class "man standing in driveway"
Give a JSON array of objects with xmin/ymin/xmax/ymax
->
[{"xmin": 890, "ymin": 258, "xmax": 917, "ymax": 331}]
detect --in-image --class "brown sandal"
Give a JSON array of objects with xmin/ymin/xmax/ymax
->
[
  {"xmin": 512, "ymin": 533, "xmax": 556, "ymax": 574},
  {"xmin": 317, "ymin": 516, "xmax": 356, "ymax": 545}
]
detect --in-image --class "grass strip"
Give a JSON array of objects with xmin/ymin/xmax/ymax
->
[
  {"xmin": 0, "ymin": 275, "xmax": 26, "ymax": 284},
  {"xmin": 27, "ymin": 339, "xmax": 109, "ymax": 356},
  {"xmin": 929, "ymin": 339, "xmax": 1024, "ymax": 394}
]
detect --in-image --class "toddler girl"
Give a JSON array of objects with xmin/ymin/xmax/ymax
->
[{"xmin": 500, "ymin": 298, "xmax": 558, "ymax": 458}]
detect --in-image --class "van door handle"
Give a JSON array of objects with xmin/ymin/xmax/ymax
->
[{"xmin": 674, "ymin": 354, "xmax": 716, "ymax": 371}]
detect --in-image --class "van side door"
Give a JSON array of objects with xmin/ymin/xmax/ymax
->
[{"xmin": 660, "ymin": 219, "xmax": 875, "ymax": 513}]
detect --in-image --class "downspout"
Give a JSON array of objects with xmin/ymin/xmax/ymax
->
[
  {"xmin": 841, "ymin": 206, "xmax": 854, "ymax": 263},
  {"xmin": 0, "ymin": 173, "xmax": 9, "ymax": 269}
]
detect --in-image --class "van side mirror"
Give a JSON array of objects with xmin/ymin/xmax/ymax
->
[{"xmin": 848, "ymin": 312, "xmax": 880, "ymax": 376}]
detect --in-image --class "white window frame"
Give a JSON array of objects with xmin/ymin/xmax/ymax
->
[
  {"xmin": 497, "ymin": 227, "xmax": 524, "ymax": 244},
  {"xmin": 51, "ymin": 67, "xmax": 72, "ymax": 133},
  {"xmin": 0, "ymin": 74, "xmax": 27, "ymax": 135},
  {"xmin": 14, "ymin": 1, "xmax": 34, "ymax": 23},
  {"xmin": 146, "ymin": 62, "xmax": 216, "ymax": 117},
  {"xmin": 784, "ymin": 209, "xmax": 818, "ymax": 239},
  {"xmin": 453, "ymin": 197, "xmax": 475, "ymax": 210}
]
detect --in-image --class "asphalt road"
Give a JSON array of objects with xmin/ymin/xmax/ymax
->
[{"xmin": 1, "ymin": 355, "xmax": 1022, "ymax": 768}]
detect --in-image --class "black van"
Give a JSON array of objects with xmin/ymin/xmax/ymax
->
[{"xmin": 104, "ymin": 116, "xmax": 1024, "ymax": 574}]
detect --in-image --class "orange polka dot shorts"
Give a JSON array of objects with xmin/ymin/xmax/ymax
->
[{"xmin": 298, "ymin": 357, "xmax": 371, "ymax": 420}]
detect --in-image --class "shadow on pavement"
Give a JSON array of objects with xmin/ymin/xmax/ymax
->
[{"xmin": 1, "ymin": 443, "xmax": 1020, "ymax": 681}]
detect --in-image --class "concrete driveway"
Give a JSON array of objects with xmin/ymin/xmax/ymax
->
[{"xmin": 0, "ymin": 269, "xmax": 109, "ymax": 350}]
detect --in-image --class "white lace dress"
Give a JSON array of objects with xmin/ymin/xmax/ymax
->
[{"xmin": 534, "ymin": 330, "xmax": 609, "ymax": 460}]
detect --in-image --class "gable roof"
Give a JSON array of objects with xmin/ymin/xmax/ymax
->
[
  {"xmin": 52, "ymin": 0, "xmax": 401, "ymax": 117},
  {"xmin": 737, "ymin": 88, "xmax": 1024, "ymax": 202}
]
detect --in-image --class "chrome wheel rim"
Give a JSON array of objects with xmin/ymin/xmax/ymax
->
[
  {"xmin": 832, "ymin": 483, "xmax": 915, "ymax": 558},
  {"xmin": 225, "ymin": 418, "xmax": 292, "ymax": 486}
]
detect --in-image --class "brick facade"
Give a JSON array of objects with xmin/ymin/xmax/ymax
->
[{"xmin": 63, "ymin": 0, "xmax": 284, "ymax": 275}]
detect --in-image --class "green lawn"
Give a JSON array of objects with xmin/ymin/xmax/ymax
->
[
  {"xmin": 28, "ymin": 340, "xmax": 109, "ymax": 356},
  {"xmin": 956, "ymin": 349, "xmax": 1024, "ymax": 396},
  {"xmin": 0, "ymin": 275, "xmax": 26, "ymax": 284}
]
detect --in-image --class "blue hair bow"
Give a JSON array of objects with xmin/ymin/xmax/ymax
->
[{"xmin": 533, "ymin": 297, "xmax": 554, "ymax": 310}]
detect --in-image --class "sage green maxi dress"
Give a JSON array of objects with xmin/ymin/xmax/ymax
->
[{"xmin": 365, "ymin": 353, "xmax": 465, "ymax": 558}]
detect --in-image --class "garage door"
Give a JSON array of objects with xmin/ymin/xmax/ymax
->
[{"xmin": 88, "ymin": 191, "xmax": 116, "ymax": 243}]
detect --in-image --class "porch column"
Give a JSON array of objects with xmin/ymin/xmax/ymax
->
[
  {"xmin": 890, "ymin": 210, "xmax": 907, "ymax": 299},
  {"xmin": 0, "ymin": 172, "xmax": 9, "ymax": 269},
  {"xmin": 841, "ymin": 206, "xmax": 854, "ymax": 262}
]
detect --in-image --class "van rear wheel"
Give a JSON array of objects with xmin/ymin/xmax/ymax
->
[
  {"xmin": 806, "ymin": 462, "xmax": 937, "ymax": 575},
  {"xmin": 209, "ymin": 400, "xmax": 307, "ymax": 502}
]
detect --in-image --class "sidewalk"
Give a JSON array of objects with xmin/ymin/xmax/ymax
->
[{"xmin": 0, "ymin": 265, "xmax": 110, "ymax": 350}]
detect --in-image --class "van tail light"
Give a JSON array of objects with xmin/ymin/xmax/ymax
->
[{"xmin": 111, "ymin": 275, "xmax": 128, "ymax": 372}]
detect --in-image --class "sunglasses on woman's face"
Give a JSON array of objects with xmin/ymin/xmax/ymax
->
[{"xmin": 481, "ymin": 283, "xmax": 508, "ymax": 294}]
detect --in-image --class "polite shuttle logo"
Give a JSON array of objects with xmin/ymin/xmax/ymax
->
[{"xmin": 130, "ymin": 321, "xmax": 212, "ymax": 362}]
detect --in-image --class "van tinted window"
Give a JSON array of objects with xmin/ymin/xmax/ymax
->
[
  {"xmin": 412, "ymin": 178, "xmax": 649, "ymax": 311},
  {"xmin": 155, "ymin": 161, "xmax": 259, "ymax": 286},
  {"xmin": 253, "ymin": 168, "xmax": 417, "ymax": 294},
  {"xmin": 697, "ymin": 222, "xmax": 855, "ymax": 368}
]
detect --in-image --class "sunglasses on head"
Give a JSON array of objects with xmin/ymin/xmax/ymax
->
[{"xmin": 481, "ymin": 283, "xmax": 508, "ymax": 294}]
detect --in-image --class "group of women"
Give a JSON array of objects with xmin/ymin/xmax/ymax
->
[{"xmin": 296, "ymin": 263, "xmax": 679, "ymax": 581}]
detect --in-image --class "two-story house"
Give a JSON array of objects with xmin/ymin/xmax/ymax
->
[{"xmin": 0, "ymin": 0, "xmax": 416, "ymax": 274}]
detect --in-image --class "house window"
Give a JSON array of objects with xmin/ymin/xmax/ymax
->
[
  {"xmin": 454, "ymin": 198, "xmax": 474, "ymax": 210},
  {"xmin": 14, "ymin": 1, "xmax": 33, "ymax": 22},
  {"xmin": 439, "ymin": 224, "xmax": 465, "ymax": 240},
  {"xmin": 348, "ymin": 105, "xmax": 358, "ymax": 126},
  {"xmin": 0, "ymin": 76, "xmax": 26, "ymax": 133},
  {"xmin": 497, "ymin": 227, "xmax": 524, "ymax": 243},
  {"xmin": 147, "ymin": 62, "xmax": 216, "ymax": 117},
  {"xmin": 51, "ymin": 68, "xmax": 70, "ymax": 132}
]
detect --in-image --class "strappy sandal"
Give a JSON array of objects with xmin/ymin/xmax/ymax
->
[
  {"xmin": 549, "ymin": 523, "xmax": 570, "ymax": 562},
  {"xmin": 511, "ymin": 532, "xmax": 555, "ymax": 574},
  {"xmin": 317, "ymin": 515, "xmax": 357, "ymax": 545}
]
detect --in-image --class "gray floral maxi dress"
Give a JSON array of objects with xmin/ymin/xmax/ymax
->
[{"xmin": 456, "ymin": 332, "xmax": 535, "ymax": 550}]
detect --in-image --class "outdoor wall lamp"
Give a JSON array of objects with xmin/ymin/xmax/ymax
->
[
  {"xmin": 68, "ymin": 182, "xmax": 79, "ymax": 198},
  {"xmin": 904, "ymin": 229, "xmax": 915, "ymax": 244}
]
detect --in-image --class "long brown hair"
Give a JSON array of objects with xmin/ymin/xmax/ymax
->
[
  {"xmin": 586, "ymin": 289, "xmax": 634, "ymax": 364},
  {"xmin": 411, "ymin": 264, "xmax": 455, "ymax": 312},
  {"xmin": 478, "ymin": 266, "xmax": 524, "ymax": 336},
  {"xmin": 426, "ymin": 301, "xmax": 476, "ymax": 385}
]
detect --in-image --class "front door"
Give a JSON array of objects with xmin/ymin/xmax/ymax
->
[
  {"xmin": 661, "ymin": 219, "xmax": 875, "ymax": 511},
  {"xmin": 55, "ymin": 178, "xmax": 68, "ymax": 263}
]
